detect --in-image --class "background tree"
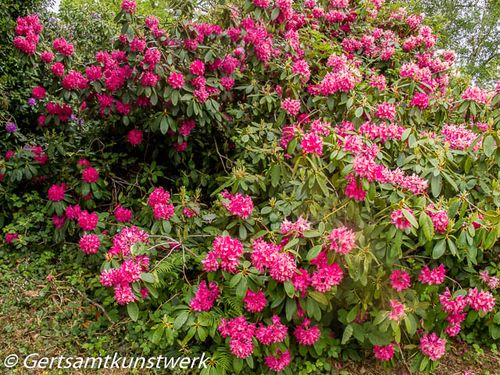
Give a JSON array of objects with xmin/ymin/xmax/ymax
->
[{"xmin": 394, "ymin": 0, "xmax": 499, "ymax": 86}]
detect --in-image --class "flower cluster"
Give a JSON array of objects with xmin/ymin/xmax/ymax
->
[
  {"xmin": 190, "ymin": 281, "xmax": 220, "ymax": 311},
  {"xmin": 202, "ymin": 235, "xmax": 244, "ymax": 273},
  {"xmin": 148, "ymin": 187, "xmax": 174, "ymax": 221},
  {"xmin": 220, "ymin": 190, "xmax": 254, "ymax": 219}
]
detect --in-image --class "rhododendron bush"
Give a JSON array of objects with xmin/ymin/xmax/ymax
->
[{"xmin": 1, "ymin": 0, "xmax": 499, "ymax": 373}]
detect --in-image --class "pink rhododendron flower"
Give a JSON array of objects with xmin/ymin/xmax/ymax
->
[
  {"xmin": 31, "ymin": 86, "xmax": 46, "ymax": 99},
  {"xmin": 467, "ymin": 288, "xmax": 496, "ymax": 313},
  {"xmin": 52, "ymin": 214, "xmax": 66, "ymax": 229},
  {"xmin": 441, "ymin": 124, "xmax": 481, "ymax": 151},
  {"xmin": 388, "ymin": 299, "xmax": 405, "ymax": 321},
  {"xmin": 127, "ymin": 129, "xmax": 143, "ymax": 145},
  {"xmin": 78, "ymin": 211, "xmax": 99, "ymax": 231},
  {"xmin": 190, "ymin": 281, "xmax": 220, "ymax": 311},
  {"xmin": 48, "ymin": 183, "xmax": 66, "ymax": 202},
  {"xmin": 280, "ymin": 216, "xmax": 311, "ymax": 237},
  {"xmin": 311, "ymin": 263, "xmax": 344, "ymax": 292},
  {"xmin": 419, "ymin": 264, "xmax": 446, "ymax": 285},
  {"xmin": 410, "ymin": 92, "xmax": 429, "ymax": 109},
  {"xmin": 114, "ymin": 205, "xmax": 133, "ymax": 223},
  {"xmin": 264, "ymin": 349, "xmax": 292, "ymax": 372},
  {"xmin": 390, "ymin": 270, "xmax": 411, "ymax": 292},
  {"xmin": 79, "ymin": 234, "xmax": 100, "ymax": 254},
  {"xmin": 294, "ymin": 319, "xmax": 320, "ymax": 346},
  {"xmin": 462, "ymin": 86, "xmax": 489, "ymax": 105},
  {"xmin": 121, "ymin": 0, "xmax": 136, "ymax": 13},
  {"xmin": 255, "ymin": 315, "xmax": 288, "ymax": 345},
  {"xmin": 82, "ymin": 166, "xmax": 99, "ymax": 183},
  {"xmin": 243, "ymin": 290, "xmax": 267, "ymax": 313},
  {"xmin": 391, "ymin": 209, "xmax": 413, "ymax": 230},
  {"xmin": 301, "ymin": 132, "xmax": 323, "ymax": 156},
  {"xmin": 420, "ymin": 333, "xmax": 446, "ymax": 361},
  {"xmin": 373, "ymin": 344, "xmax": 394, "ymax": 361},
  {"xmin": 108, "ymin": 226, "xmax": 148, "ymax": 257},
  {"xmin": 327, "ymin": 226, "xmax": 356, "ymax": 254},
  {"xmin": 168, "ymin": 72, "xmax": 185, "ymax": 89},
  {"xmin": 5, "ymin": 232, "xmax": 19, "ymax": 244},
  {"xmin": 221, "ymin": 190, "xmax": 253, "ymax": 219},
  {"xmin": 281, "ymin": 98, "xmax": 301, "ymax": 116},
  {"xmin": 202, "ymin": 235, "xmax": 244, "ymax": 273},
  {"xmin": 153, "ymin": 203, "xmax": 175, "ymax": 221},
  {"xmin": 218, "ymin": 316, "xmax": 256, "ymax": 359},
  {"xmin": 375, "ymin": 102, "xmax": 397, "ymax": 120}
]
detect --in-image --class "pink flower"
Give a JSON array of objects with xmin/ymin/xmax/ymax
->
[
  {"xmin": 219, "ymin": 316, "xmax": 256, "ymax": 358},
  {"xmin": 467, "ymin": 288, "xmax": 495, "ymax": 313},
  {"xmin": 345, "ymin": 175, "xmax": 366, "ymax": 201},
  {"xmin": 294, "ymin": 319, "xmax": 320, "ymax": 346},
  {"xmin": 190, "ymin": 281, "xmax": 220, "ymax": 311},
  {"xmin": 140, "ymin": 71, "xmax": 160, "ymax": 87},
  {"xmin": 65, "ymin": 204, "xmax": 81, "ymax": 220},
  {"xmin": 5, "ymin": 232, "xmax": 19, "ymax": 244},
  {"xmin": 78, "ymin": 210, "xmax": 98, "ymax": 231},
  {"xmin": 148, "ymin": 187, "xmax": 171, "ymax": 207},
  {"xmin": 327, "ymin": 226, "xmax": 356, "ymax": 254},
  {"xmin": 127, "ymin": 129, "xmax": 143, "ymax": 145},
  {"xmin": 269, "ymin": 252, "xmax": 297, "ymax": 283},
  {"xmin": 251, "ymin": 239, "xmax": 280, "ymax": 272},
  {"xmin": 256, "ymin": 315, "xmax": 288, "ymax": 345},
  {"xmin": 388, "ymin": 299, "xmax": 405, "ymax": 321},
  {"xmin": 375, "ymin": 102, "xmax": 397, "ymax": 120},
  {"xmin": 153, "ymin": 203, "xmax": 175, "ymax": 221},
  {"xmin": 281, "ymin": 98, "xmax": 301, "ymax": 116},
  {"xmin": 442, "ymin": 125, "xmax": 480, "ymax": 151},
  {"xmin": 79, "ymin": 234, "xmax": 100, "ymax": 254},
  {"xmin": 462, "ymin": 86, "xmax": 489, "ymax": 105},
  {"xmin": 114, "ymin": 284, "xmax": 136, "ymax": 305},
  {"xmin": 301, "ymin": 132, "xmax": 323, "ymax": 156},
  {"xmin": 220, "ymin": 77, "xmax": 235, "ymax": 91},
  {"xmin": 373, "ymin": 344, "xmax": 394, "ymax": 361},
  {"xmin": 179, "ymin": 119, "xmax": 196, "ymax": 137},
  {"xmin": 311, "ymin": 263, "xmax": 344, "ymax": 292},
  {"xmin": 390, "ymin": 270, "xmax": 411, "ymax": 292},
  {"xmin": 40, "ymin": 51, "xmax": 54, "ymax": 63},
  {"xmin": 410, "ymin": 92, "xmax": 429, "ymax": 109},
  {"xmin": 121, "ymin": 0, "xmax": 136, "ymax": 13},
  {"xmin": 52, "ymin": 37, "xmax": 74, "ymax": 56},
  {"xmin": 31, "ymin": 86, "xmax": 46, "ymax": 99},
  {"xmin": 82, "ymin": 166, "xmax": 99, "ymax": 183},
  {"xmin": 108, "ymin": 226, "xmax": 148, "ymax": 257},
  {"xmin": 48, "ymin": 183, "xmax": 66, "ymax": 202},
  {"xmin": 168, "ymin": 72, "xmax": 185, "ymax": 89},
  {"xmin": 292, "ymin": 268, "xmax": 311, "ymax": 294},
  {"xmin": 51, "ymin": 62, "xmax": 65, "ymax": 76},
  {"xmin": 221, "ymin": 190, "xmax": 253, "ymax": 219},
  {"xmin": 292, "ymin": 59, "xmax": 311, "ymax": 83},
  {"xmin": 243, "ymin": 290, "xmax": 267, "ymax": 313},
  {"xmin": 280, "ymin": 216, "xmax": 311, "ymax": 237},
  {"xmin": 114, "ymin": 205, "xmax": 133, "ymax": 223},
  {"xmin": 203, "ymin": 235, "xmax": 244, "ymax": 273},
  {"xmin": 52, "ymin": 215, "xmax": 66, "ymax": 229},
  {"xmin": 253, "ymin": 0, "xmax": 270, "ymax": 8},
  {"xmin": 264, "ymin": 349, "xmax": 291, "ymax": 372},
  {"xmin": 428, "ymin": 209, "xmax": 449, "ymax": 233},
  {"xmin": 419, "ymin": 264, "xmax": 446, "ymax": 285},
  {"xmin": 189, "ymin": 59, "xmax": 205, "ymax": 76},
  {"xmin": 391, "ymin": 209, "xmax": 413, "ymax": 230},
  {"xmin": 62, "ymin": 70, "xmax": 87, "ymax": 90},
  {"xmin": 420, "ymin": 333, "xmax": 446, "ymax": 361}
]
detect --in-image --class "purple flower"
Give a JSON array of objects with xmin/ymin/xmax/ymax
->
[
  {"xmin": 5, "ymin": 122, "xmax": 17, "ymax": 133},
  {"xmin": 27, "ymin": 98, "xmax": 37, "ymax": 106}
]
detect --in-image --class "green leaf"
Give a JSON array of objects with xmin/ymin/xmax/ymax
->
[
  {"xmin": 341, "ymin": 324, "xmax": 353, "ymax": 345},
  {"xmin": 140, "ymin": 272, "xmax": 155, "ymax": 283},
  {"xmin": 126, "ymin": 302, "xmax": 139, "ymax": 321},
  {"xmin": 355, "ymin": 107, "xmax": 363, "ymax": 118},
  {"xmin": 270, "ymin": 164, "xmax": 281, "ymax": 188},
  {"xmin": 270, "ymin": 7, "xmax": 280, "ymax": 20},
  {"xmin": 306, "ymin": 245, "xmax": 323, "ymax": 261},
  {"xmin": 483, "ymin": 135, "xmax": 496, "ymax": 157},
  {"xmin": 419, "ymin": 212, "xmax": 434, "ymax": 241},
  {"xmin": 173, "ymin": 311, "xmax": 189, "ymax": 330},
  {"xmin": 431, "ymin": 174, "xmax": 442, "ymax": 198},
  {"xmin": 402, "ymin": 209, "xmax": 418, "ymax": 228},
  {"xmin": 160, "ymin": 116, "xmax": 168, "ymax": 134},
  {"xmin": 308, "ymin": 291, "xmax": 329, "ymax": 305},
  {"xmin": 432, "ymin": 239, "xmax": 446, "ymax": 259},
  {"xmin": 284, "ymin": 281, "xmax": 295, "ymax": 298}
]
